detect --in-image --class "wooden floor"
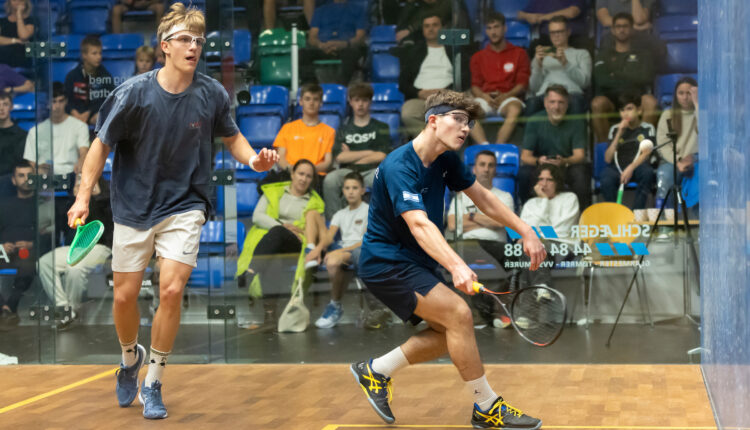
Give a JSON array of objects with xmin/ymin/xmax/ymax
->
[{"xmin": 0, "ymin": 364, "xmax": 716, "ymax": 429}]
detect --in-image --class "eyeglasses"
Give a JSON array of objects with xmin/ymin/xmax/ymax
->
[
  {"xmin": 549, "ymin": 30, "xmax": 567, "ymax": 36},
  {"xmin": 166, "ymin": 34, "xmax": 207, "ymax": 48},
  {"xmin": 436, "ymin": 112, "xmax": 475, "ymax": 129}
]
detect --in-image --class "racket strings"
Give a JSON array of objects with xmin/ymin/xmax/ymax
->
[{"xmin": 512, "ymin": 288, "xmax": 565, "ymax": 344}]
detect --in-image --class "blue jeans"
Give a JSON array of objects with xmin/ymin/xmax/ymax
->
[
  {"xmin": 655, "ymin": 162, "xmax": 686, "ymax": 200},
  {"xmin": 600, "ymin": 163, "xmax": 655, "ymax": 209}
]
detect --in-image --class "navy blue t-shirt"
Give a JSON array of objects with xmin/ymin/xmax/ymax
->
[
  {"xmin": 358, "ymin": 142, "xmax": 475, "ymax": 278},
  {"xmin": 95, "ymin": 70, "xmax": 239, "ymax": 229}
]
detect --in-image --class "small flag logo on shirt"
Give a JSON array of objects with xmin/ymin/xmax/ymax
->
[{"xmin": 402, "ymin": 191, "xmax": 420, "ymax": 203}]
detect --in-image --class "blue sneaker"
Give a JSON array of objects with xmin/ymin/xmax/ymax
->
[
  {"xmin": 315, "ymin": 301, "xmax": 343, "ymax": 328},
  {"xmin": 139, "ymin": 381, "xmax": 168, "ymax": 419},
  {"xmin": 115, "ymin": 344, "xmax": 146, "ymax": 407}
]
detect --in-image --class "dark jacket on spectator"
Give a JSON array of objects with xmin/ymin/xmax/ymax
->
[
  {"xmin": 391, "ymin": 41, "xmax": 471, "ymax": 100},
  {"xmin": 593, "ymin": 46, "xmax": 654, "ymax": 98}
]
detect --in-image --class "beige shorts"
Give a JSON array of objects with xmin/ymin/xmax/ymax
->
[
  {"xmin": 111, "ymin": 210, "xmax": 206, "ymax": 272},
  {"xmin": 474, "ymin": 96, "xmax": 525, "ymax": 116}
]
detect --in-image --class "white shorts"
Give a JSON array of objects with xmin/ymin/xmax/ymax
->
[
  {"xmin": 475, "ymin": 96, "xmax": 525, "ymax": 116},
  {"xmin": 111, "ymin": 210, "xmax": 206, "ymax": 272}
]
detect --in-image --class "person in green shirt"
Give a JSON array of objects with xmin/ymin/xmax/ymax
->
[
  {"xmin": 519, "ymin": 84, "xmax": 590, "ymax": 208},
  {"xmin": 323, "ymin": 83, "xmax": 391, "ymax": 218}
]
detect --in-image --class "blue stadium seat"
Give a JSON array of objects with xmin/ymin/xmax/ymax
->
[
  {"xmin": 656, "ymin": 15, "xmax": 698, "ymax": 41},
  {"xmin": 52, "ymin": 60, "xmax": 78, "ymax": 84},
  {"xmin": 16, "ymin": 121, "xmax": 35, "ymax": 131},
  {"xmin": 371, "ymin": 83, "xmax": 404, "ymax": 113},
  {"xmin": 69, "ymin": 1, "xmax": 110, "ymax": 34},
  {"xmin": 593, "ymin": 142, "xmax": 636, "ymax": 190},
  {"xmin": 11, "ymin": 93, "xmax": 36, "ymax": 121},
  {"xmin": 492, "ymin": 0, "xmax": 528, "ymax": 18},
  {"xmin": 654, "ymin": 73, "xmax": 698, "ymax": 108},
  {"xmin": 505, "ymin": 19, "xmax": 531, "ymax": 48},
  {"xmin": 188, "ymin": 255, "xmax": 237, "ymax": 288},
  {"xmin": 101, "ymin": 33, "xmax": 145, "ymax": 60},
  {"xmin": 463, "ymin": 143, "xmax": 520, "ymax": 178},
  {"xmin": 463, "ymin": 0, "xmax": 483, "ymax": 39},
  {"xmin": 371, "ymin": 112, "xmax": 401, "ymax": 146},
  {"xmin": 492, "ymin": 176, "xmax": 516, "ymax": 196},
  {"xmin": 214, "ymin": 150, "xmax": 269, "ymax": 182},
  {"xmin": 664, "ymin": 40, "xmax": 697, "ymax": 73},
  {"xmin": 238, "ymin": 85, "xmax": 289, "ymax": 120},
  {"xmin": 234, "ymin": 29, "xmax": 252, "ymax": 66},
  {"xmin": 370, "ymin": 25, "xmax": 396, "ymax": 53},
  {"xmin": 198, "ymin": 220, "xmax": 246, "ymax": 255},
  {"xmin": 53, "ymin": 34, "xmax": 86, "ymax": 59},
  {"xmin": 320, "ymin": 114, "xmax": 341, "ymax": 131},
  {"xmin": 658, "ymin": 0, "xmax": 697, "ymax": 16},
  {"xmin": 371, "ymin": 53, "xmax": 400, "ymax": 83},
  {"xmin": 205, "ymin": 30, "xmax": 252, "ymax": 68},
  {"xmin": 216, "ymin": 182, "xmax": 263, "ymax": 218},
  {"xmin": 102, "ymin": 59, "xmax": 135, "ymax": 86},
  {"xmin": 237, "ymin": 115, "xmax": 282, "ymax": 149},
  {"xmin": 102, "ymin": 152, "xmax": 114, "ymax": 181}
]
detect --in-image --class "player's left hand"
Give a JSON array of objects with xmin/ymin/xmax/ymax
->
[
  {"xmin": 251, "ymin": 148, "xmax": 279, "ymax": 172},
  {"xmin": 522, "ymin": 232, "xmax": 546, "ymax": 271}
]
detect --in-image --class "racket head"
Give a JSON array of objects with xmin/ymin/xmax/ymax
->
[
  {"xmin": 66, "ymin": 220, "xmax": 105, "ymax": 266},
  {"xmin": 509, "ymin": 286, "xmax": 567, "ymax": 347}
]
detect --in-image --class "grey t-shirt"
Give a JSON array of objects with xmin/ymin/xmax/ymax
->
[
  {"xmin": 96, "ymin": 70, "xmax": 239, "ymax": 229},
  {"xmin": 596, "ymin": 0, "xmax": 655, "ymax": 16}
]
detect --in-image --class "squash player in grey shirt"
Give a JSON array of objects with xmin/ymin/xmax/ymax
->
[{"xmin": 67, "ymin": 3, "xmax": 278, "ymax": 420}]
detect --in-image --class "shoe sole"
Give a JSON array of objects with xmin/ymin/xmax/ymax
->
[
  {"xmin": 471, "ymin": 422, "xmax": 542, "ymax": 430},
  {"xmin": 349, "ymin": 364, "xmax": 395, "ymax": 424},
  {"xmin": 117, "ymin": 344, "xmax": 147, "ymax": 408},
  {"xmin": 138, "ymin": 390, "xmax": 168, "ymax": 419}
]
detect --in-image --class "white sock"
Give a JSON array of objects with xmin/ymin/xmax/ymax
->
[
  {"xmin": 119, "ymin": 338, "xmax": 139, "ymax": 368},
  {"xmin": 306, "ymin": 243, "xmax": 315, "ymax": 250},
  {"xmin": 144, "ymin": 347, "xmax": 170, "ymax": 387},
  {"xmin": 371, "ymin": 347, "xmax": 410, "ymax": 377},
  {"xmin": 467, "ymin": 374, "xmax": 497, "ymax": 411}
]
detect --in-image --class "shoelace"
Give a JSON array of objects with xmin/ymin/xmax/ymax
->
[
  {"xmin": 499, "ymin": 400, "xmax": 523, "ymax": 417},
  {"xmin": 144, "ymin": 384, "xmax": 163, "ymax": 404}
]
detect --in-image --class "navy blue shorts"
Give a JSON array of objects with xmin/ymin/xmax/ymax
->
[{"xmin": 359, "ymin": 262, "xmax": 445, "ymax": 325}]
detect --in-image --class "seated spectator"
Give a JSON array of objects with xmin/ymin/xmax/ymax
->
[
  {"xmin": 0, "ymin": 161, "xmax": 44, "ymax": 330},
  {"xmin": 0, "ymin": 0, "xmax": 37, "ymax": 68},
  {"xmin": 313, "ymin": 171, "xmax": 369, "ymax": 328},
  {"xmin": 519, "ymin": 85, "xmax": 590, "ymax": 208},
  {"xmin": 274, "ymin": 83, "xmax": 335, "ymax": 176},
  {"xmin": 517, "ymin": 164, "xmax": 579, "ymax": 290},
  {"xmin": 655, "ymin": 77, "xmax": 698, "ymax": 208},
  {"xmin": 300, "ymin": 0, "xmax": 367, "ymax": 84},
  {"xmin": 591, "ymin": 12, "xmax": 657, "ymax": 142},
  {"xmin": 0, "ymin": 63, "xmax": 33, "ymax": 93},
  {"xmin": 111, "ymin": 0, "xmax": 165, "ymax": 34},
  {"xmin": 323, "ymin": 82, "xmax": 390, "ymax": 218},
  {"xmin": 135, "ymin": 45, "xmax": 156, "ymax": 75},
  {"xmin": 263, "ymin": 0, "xmax": 314, "ymax": 30},
  {"xmin": 394, "ymin": 0, "xmax": 452, "ymax": 44},
  {"xmin": 526, "ymin": 16, "xmax": 591, "ymax": 117},
  {"xmin": 518, "ymin": 0, "xmax": 589, "ymax": 48},
  {"xmin": 24, "ymin": 82, "xmax": 90, "ymax": 176},
  {"xmin": 64, "ymin": 35, "xmax": 116, "ymax": 126},
  {"xmin": 597, "ymin": 0, "xmax": 654, "ymax": 39},
  {"xmin": 0, "ymin": 92, "xmax": 27, "ymax": 197},
  {"xmin": 601, "ymin": 92, "xmax": 655, "ymax": 209},
  {"xmin": 39, "ymin": 177, "xmax": 113, "ymax": 330},
  {"xmin": 235, "ymin": 160, "xmax": 325, "ymax": 323},
  {"xmin": 446, "ymin": 150, "xmax": 514, "ymax": 326},
  {"xmin": 470, "ymin": 12, "xmax": 529, "ymax": 144}
]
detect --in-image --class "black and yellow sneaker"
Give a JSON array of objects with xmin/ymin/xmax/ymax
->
[
  {"xmin": 471, "ymin": 396, "xmax": 541, "ymax": 429},
  {"xmin": 350, "ymin": 360, "xmax": 395, "ymax": 424}
]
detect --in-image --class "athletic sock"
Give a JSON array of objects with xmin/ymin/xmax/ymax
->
[
  {"xmin": 467, "ymin": 374, "xmax": 497, "ymax": 412},
  {"xmin": 120, "ymin": 338, "xmax": 139, "ymax": 368},
  {"xmin": 144, "ymin": 347, "xmax": 170, "ymax": 387},
  {"xmin": 371, "ymin": 346, "xmax": 409, "ymax": 378}
]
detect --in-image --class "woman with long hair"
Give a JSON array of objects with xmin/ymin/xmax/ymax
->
[{"xmin": 0, "ymin": 0, "xmax": 37, "ymax": 67}]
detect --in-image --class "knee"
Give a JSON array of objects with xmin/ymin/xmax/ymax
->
[
  {"xmin": 113, "ymin": 288, "xmax": 138, "ymax": 308},
  {"xmin": 504, "ymin": 102, "xmax": 522, "ymax": 119},
  {"xmin": 447, "ymin": 300, "xmax": 474, "ymax": 329},
  {"xmin": 159, "ymin": 284, "xmax": 184, "ymax": 307},
  {"xmin": 591, "ymin": 96, "xmax": 611, "ymax": 113}
]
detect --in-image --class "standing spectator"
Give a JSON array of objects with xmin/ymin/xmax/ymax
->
[
  {"xmin": 526, "ymin": 16, "xmax": 591, "ymax": 116},
  {"xmin": 656, "ymin": 77, "xmax": 698, "ymax": 207},
  {"xmin": 0, "ymin": 161, "xmax": 43, "ymax": 330},
  {"xmin": 323, "ymin": 82, "xmax": 390, "ymax": 218},
  {"xmin": 517, "ymin": 0, "xmax": 589, "ymax": 49},
  {"xmin": 470, "ymin": 12, "xmax": 529, "ymax": 144},
  {"xmin": 111, "ymin": 0, "xmax": 165, "ymax": 34},
  {"xmin": 301, "ymin": 0, "xmax": 367, "ymax": 84},
  {"xmin": 23, "ymin": 82, "xmax": 90, "ymax": 175},
  {"xmin": 0, "ymin": 92, "xmax": 26, "ymax": 197},
  {"xmin": 519, "ymin": 85, "xmax": 589, "ymax": 208},
  {"xmin": 64, "ymin": 35, "xmax": 116, "ymax": 127},
  {"xmin": 0, "ymin": 63, "xmax": 34, "ymax": 93},
  {"xmin": 313, "ymin": 171, "xmax": 369, "ymax": 328},
  {"xmin": 274, "ymin": 83, "xmax": 335, "ymax": 176},
  {"xmin": 39, "ymin": 177, "xmax": 113, "ymax": 330},
  {"xmin": 0, "ymin": 0, "xmax": 37, "ymax": 68},
  {"xmin": 600, "ymin": 91, "xmax": 655, "ymax": 209},
  {"xmin": 135, "ymin": 45, "xmax": 156, "ymax": 75},
  {"xmin": 591, "ymin": 12, "xmax": 657, "ymax": 142},
  {"xmin": 394, "ymin": 0, "xmax": 452, "ymax": 44}
]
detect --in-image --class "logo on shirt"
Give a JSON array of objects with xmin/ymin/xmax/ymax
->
[
  {"xmin": 402, "ymin": 191, "xmax": 420, "ymax": 203},
  {"xmin": 189, "ymin": 121, "xmax": 202, "ymax": 129},
  {"xmin": 503, "ymin": 62, "xmax": 515, "ymax": 73},
  {"xmin": 355, "ymin": 219, "xmax": 363, "ymax": 225},
  {"xmin": 442, "ymin": 170, "xmax": 447, "ymax": 178},
  {"xmin": 420, "ymin": 187, "xmax": 429, "ymax": 193}
]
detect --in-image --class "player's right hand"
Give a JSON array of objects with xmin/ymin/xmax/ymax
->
[
  {"xmin": 451, "ymin": 263, "xmax": 478, "ymax": 295},
  {"xmin": 522, "ymin": 233, "xmax": 547, "ymax": 271},
  {"xmin": 67, "ymin": 199, "xmax": 89, "ymax": 228}
]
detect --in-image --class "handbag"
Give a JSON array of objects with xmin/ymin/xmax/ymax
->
[{"xmin": 277, "ymin": 275, "xmax": 310, "ymax": 332}]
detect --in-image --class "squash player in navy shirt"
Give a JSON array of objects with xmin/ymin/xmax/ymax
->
[
  {"xmin": 67, "ymin": 3, "xmax": 278, "ymax": 420},
  {"xmin": 351, "ymin": 90, "xmax": 546, "ymax": 429}
]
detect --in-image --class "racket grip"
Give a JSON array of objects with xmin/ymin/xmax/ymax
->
[
  {"xmin": 616, "ymin": 187, "xmax": 624, "ymax": 205},
  {"xmin": 472, "ymin": 282, "xmax": 485, "ymax": 293},
  {"xmin": 74, "ymin": 218, "xmax": 83, "ymax": 227}
]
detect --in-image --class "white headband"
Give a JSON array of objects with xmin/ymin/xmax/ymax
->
[{"xmin": 161, "ymin": 24, "xmax": 203, "ymax": 42}]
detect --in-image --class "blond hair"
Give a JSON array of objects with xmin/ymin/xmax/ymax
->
[
  {"xmin": 136, "ymin": 45, "xmax": 155, "ymax": 60},
  {"xmin": 157, "ymin": 2, "xmax": 206, "ymax": 43},
  {"xmin": 4, "ymin": 0, "xmax": 32, "ymax": 19}
]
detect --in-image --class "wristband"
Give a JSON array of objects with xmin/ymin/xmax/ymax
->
[{"xmin": 248, "ymin": 155, "xmax": 259, "ymax": 172}]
